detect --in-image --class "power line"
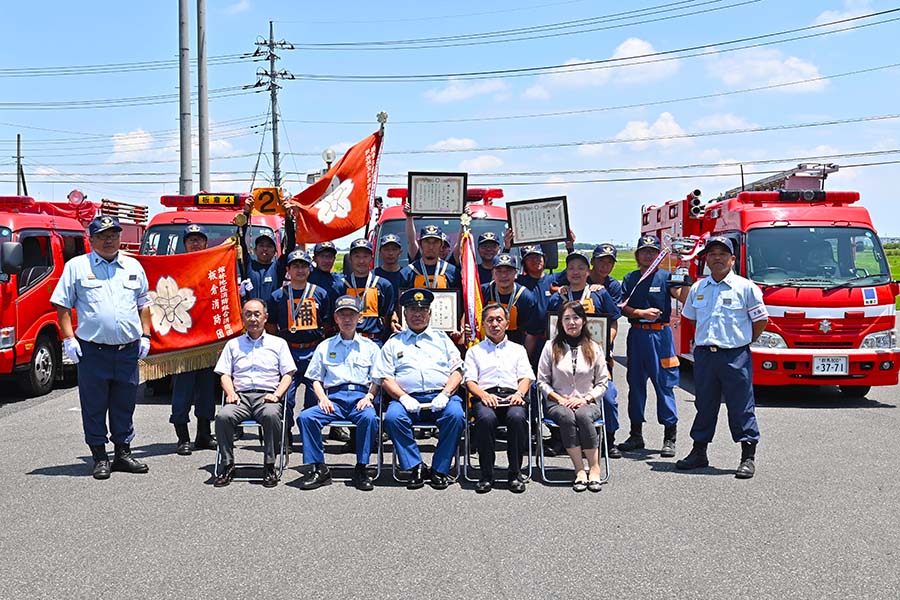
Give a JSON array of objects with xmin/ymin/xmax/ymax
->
[
  {"xmin": 0, "ymin": 53, "xmax": 253, "ymax": 79},
  {"xmin": 0, "ymin": 86, "xmax": 257, "ymax": 111},
  {"xmin": 289, "ymin": 0, "xmax": 758, "ymax": 50},
  {"xmin": 289, "ymin": 10, "xmax": 900, "ymax": 81}
]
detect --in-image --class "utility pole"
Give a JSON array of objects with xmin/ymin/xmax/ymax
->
[
  {"xmin": 197, "ymin": 0, "xmax": 209, "ymax": 191},
  {"xmin": 252, "ymin": 22, "xmax": 294, "ymax": 189},
  {"xmin": 178, "ymin": 0, "xmax": 192, "ymax": 195},
  {"xmin": 15, "ymin": 134, "xmax": 23, "ymax": 195}
]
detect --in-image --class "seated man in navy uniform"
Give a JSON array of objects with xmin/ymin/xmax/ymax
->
[
  {"xmin": 374, "ymin": 289, "xmax": 465, "ymax": 490},
  {"xmin": 297, "ymin": 296, "xmax": 382, "ymax": 491}
]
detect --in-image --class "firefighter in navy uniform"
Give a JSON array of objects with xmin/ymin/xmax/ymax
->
[
  {"xmin": 266, "ymin": 249, "xmax": 334, "ymax": 444},
  {"xmin": 618, "ymin": 234, "xmax": 690, "ymax": 458},
  {"xmin": 480, "ymin": 253, "xmax": 542, "ymax": 351},
  {"xmin": 476, "ymin": 231, "xmax": 502, "ymax": 284},
  {"xmin": 342, "ymin": 238, "xmax": 395, "ymax": 346},
  {"xmin": 400, "ymin": 225, "xmax": 460, "ymax": 291},
  {"xmin": 309, "ymin": 241, "xmax": 344, "ymax": 301}
]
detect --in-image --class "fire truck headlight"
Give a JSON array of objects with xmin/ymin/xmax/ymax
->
[
  {"xmin": 0, "ymin": 327, "xmax": 14, "ymax": 349},
  {"xmin": 860, "ymin": 330, "xmax": 896, "ymax": 349},
  {"xmin": 751, "ymin": 331, "xmax": 787, "ymax": 349}
]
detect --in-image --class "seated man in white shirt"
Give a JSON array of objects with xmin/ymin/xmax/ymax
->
[
  {"xmin": 213, "ymin": 299, "xmax": 296, "ymax": 488},
  {"xmin": 464, "ymin": 303, "xmax": 535, "ymax": 494}
]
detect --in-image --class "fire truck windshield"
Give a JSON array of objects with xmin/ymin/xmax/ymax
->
[
  {"xmin": 140, "ymin": 224, "xmax": 276, "ymax": 256},
  {"xmin": 746, "ymin": 226, "xmax": 890, "ymax": 287}
]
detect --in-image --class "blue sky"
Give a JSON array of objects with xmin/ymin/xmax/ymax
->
[{"xmin": 2, "ymin": 0, "xmax": 899, "ymax": 245}]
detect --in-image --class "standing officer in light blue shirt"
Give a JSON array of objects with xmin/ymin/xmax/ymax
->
[
  {"xmin": 298, "ymin": 296, "xmax": 382, "ymax": 492},
  {"xmin": 374, "ymin": 288, "xmax": 465, "ymax": 490},
  {"xmin": 51, "ymin": 215, "xmax": 152, "ymax": 480},
  {"xmin": 677, "ymin": 237, "xmax": 768, "ymax": 479}
]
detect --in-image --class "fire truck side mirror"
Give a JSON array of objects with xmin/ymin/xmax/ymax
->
[{"xmin": 0, "ymin": 242, "xmax": 23, "ymax": 275}]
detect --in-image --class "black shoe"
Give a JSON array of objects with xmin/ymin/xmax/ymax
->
[
  {"xmin": 474, "ymin": 479, "xmax": 492, "ymax": 494},
  {"xmin": 214, "ymin": 464, "xmax": 235, "ymax": 487},
  {"xmin": 735, "ymin": 457, "xmax": 755, "ymax": 479},
  {"xmin": 661, "ymin": 425, "xmax": 677, "ymax": 458},
  {"xmin": 618, "ymin": 434, "xmax": 645, "ymax": 452},
  {"xmin": 508, "ymin": 478, "xmax": 526, "ymax": 494},
  {"xmin": 234, "ymin": 426, "xmax": 244, "ymax": 441},
  {"xmin": 353, "ymin": 464, "xmax": 374, "ymax": 491},
  {"xmin": 430, "ymin": 471, "xmax": 450, "ymax": 490},
  {"xmin": 263, "ymin": 464, "xmax": 279, "ymax": 488},
  {"xmin": 676, "ymin": 445, "xmax": 709, "ymax": 470},
  {"xmin": 544, "ymin": 439, "xmax": 566, "ymax": 457},
  {"xmin": 299, "ymin": 464, "xmax": 332, "ymax": 490},
  {"xmin": 407, "ymin": 463, "xmax": 428, "ymax": 490},
  {"xmin": 606, "ymin": 443, "xmax": 622, "ymax": 459},
  {"xmin": 111, "ymin": 444, "xmax": 149, "ymax": 474},
  {"xmin": 174, "ymin": 424, "xmax": 192, "ymax": 456},
  {"xmin": 90, "ymin": 445, "xmax": 110, "ymax": 480},
  {"xmin": 328, "ymin": 426, "xmax": 351, "ymax": 443},
  {"xmin": 194, "ymin": 420, "xmax": 217, "ymax": 450}
]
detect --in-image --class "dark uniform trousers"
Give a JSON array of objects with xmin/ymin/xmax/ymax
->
[
  {"xmin": 77, "ymin": 339, "xmax": 140, "ymax": 446},
  {"xmin": 691, "ymin": 345, "xmax": 760, "ymax": 444},
  {"xmin": 169, "ymin": 367, "xmax": 216, "ymax": 425},
  {"xmin": 215, "ymin": 391, "xmax": 284, "ymax": 465},
  {"xmin": 472, "ymin": 387, "xmax": 528, "ymax": 480}
]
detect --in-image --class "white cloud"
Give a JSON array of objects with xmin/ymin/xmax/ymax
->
[
  {"xmin": 112, "ymin": 129, "xmax": 153, "ymax": 155},
  {"xmin": 813, "ymin": 0, "xmax": 871, "ymax": 27},
  {"xmin": 424, "ymin": 79, "xmax": 509, "ymax": 103},
  {"xmin": 427, "ymin": 137, "xmax": 478, "ymax": 151},
  {"xmin": 693, "ymin": 113, "xmax": 758, "ymax": 131},
  {"xmin": 614, "ymin": 112, "xmax": 690, "ymax": 151},
  {"xmin": 226, "ymin": 0, "xmax": 251, "ymax": 15},
  {"xmin": 458, "ymin": 155, "xmax": 504, "ymax": 172},
  {"xmin": 526, "ymin": 38, "xmax": 679, "ymax": 98},
  {"xmin": 107, "ymin": 127, "xmax": 233, "ymax": 164},
  {"xmin": 707, "ymin": 49, "xmax": 826, "ymax": 93},
  {"xmin": 33, "ymin": 166, "xmax": 60, "ymax": 177},
  {"xmin": 328, "ymin": 141, "xmax": 355, "ymax": 155}
]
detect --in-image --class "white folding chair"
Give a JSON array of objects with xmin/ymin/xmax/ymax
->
[
  {"xmin": 536, "ymin": 388, "xmax": 610, "ymax": 484},
  {"xmin": 463, "ymin": 390, "xmax": 533, "ymax": 483}
]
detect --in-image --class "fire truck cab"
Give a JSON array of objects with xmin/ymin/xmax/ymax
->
[
  {"xmin": 0, "ymin": 195, "xmax": 148, "ymax": 396},
  {"xmin": 642, "ymin": 164, "xmax": 899, "ymax": 398}
]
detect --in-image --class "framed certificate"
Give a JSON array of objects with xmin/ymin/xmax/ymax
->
[
  {"xmin": 399, "ymin": 289, "xmax": 460, "ymax": 332},
  {"xmin": 547, "ymin": 313, "xmax": 612, "ymax": 358},
  {"xmin": 506, "ymin": 196, "xmax": 570, "ymax": 246},
  {"xmin": 407, "ymin": 172, "xmax": 467, "ymax": 216}
]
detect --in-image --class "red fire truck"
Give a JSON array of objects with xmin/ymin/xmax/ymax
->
[
  {"xmin": 0, "ymin": 195, "xmax": 148, "ymax": 396},
  {"xmin": 642, "ymin": 163, "xmax": 899, "ymax": 398}
]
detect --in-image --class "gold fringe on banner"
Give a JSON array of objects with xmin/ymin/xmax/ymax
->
[{"xmin": 138, "ymin": 341, "xmax": 228, "ymax": 383}]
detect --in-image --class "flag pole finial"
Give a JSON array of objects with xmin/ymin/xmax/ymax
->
[{"xmin": 377, "ymin": 111, "xmax": 389, "ymax": 134}]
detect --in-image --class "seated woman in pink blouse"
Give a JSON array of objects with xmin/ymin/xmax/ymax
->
[{"xmin": 537, "ymin": 301, "xmax": 609, "ymax": 492}]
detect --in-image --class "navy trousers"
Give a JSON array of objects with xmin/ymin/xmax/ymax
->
[
  {"xmin": 384, "ymin": 392, "xmax": 464, "ymax": 475},
  {"xmin": 169, "ymin": 367, "xmax": 216, "ymax": 425},
  {"xmin": 298, "ymin": 389, "xmax": 379, "ymax": 465},
  {"xmin": 77, "ymin": 339, "xmax": 140, "ymax": 446},
  {"xmin": 690, "ymin": 345, "xmax": 760, "ymax": 444},
  {"xmin": 625, "ymin": 327, "xmax": 679, "ymax": 427}
]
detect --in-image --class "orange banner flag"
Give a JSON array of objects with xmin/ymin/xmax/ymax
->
[{"xmin": 289, "ymin": 130, "xmax": 383, "ymax": 243}]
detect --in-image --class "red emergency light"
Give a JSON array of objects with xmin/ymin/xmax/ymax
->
[
  {"xmin": 738, "ymin": 190, "xmax": 860, "ymax": 205},
  {"xmin": 467, "ymin": 188, "xmax": 504, "ymax": 202},
  {"xmin": 386, "ymin": 188, "xmax": 408, "ymax": 200},
  {"xmin": 0, "ymin": 196, "xmax": 36, "ymax": 211}
]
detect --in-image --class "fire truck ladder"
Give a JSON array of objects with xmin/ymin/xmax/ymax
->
[{"xmin": 714, "ymin": 163, "xmax": 840, "ymax": 201}]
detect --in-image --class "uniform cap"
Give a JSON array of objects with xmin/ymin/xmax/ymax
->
[
  {"xmin": 286, "ymin": 249, "xmax": 312, "ymax": 265},
  {"xmin": 702, "ymin": 236, "xmax": 734, "ymax": 255},
  {"xmin": 380, "ymin": 233, "xmax": 402, "ymax": 248},
  {"xmin": 418, "ymin": 225, "xmax": 443, "ymax": 241},
  {"xmin": 520, "ymin": 245, "xmax": 544, "ymax": 258},
  {"xmin": 313, "ymin": 241, "xmax": 337, "ymax": 255},
  {"xmin": 334, "ymin": 295, "xmax": 362, "ymax": 313},
  {"xmin": 492, "ymin": 253, "xmax": 519, "ymax": 270},
  {"xmin": 88, "ymin": 216, "xmax": 122, "ymax": 237},
  {"xmin": 399, "ymin": 288, "xmax": 434, "ymax": 308},
  {"xmin": 592, "ymin": 243, "xmax": 617, "ymax": 260},
  {"xmin": 636, "ymin": 234, "xmax": 661, "ymax": 251},
  {"xmin": 182, "ymin": 223, "xmax": 208, "ymax": 240},
  {"xmin": 349, "ymin": 238, "xmax": 373, "ymax": 254},
  {"xmin": 565, "ymin": 251, "xmax": 591, "ymax": 266},
  {"xmin": 477, "ymin": 231, "xmax": 500, "ymax": 246},
  {"xmin": 253, "ymin": 232, "xmax": 277, "ymax": 246}
]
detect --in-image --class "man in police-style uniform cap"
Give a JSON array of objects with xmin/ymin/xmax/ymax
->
[
  {"xmin": 309, "ymin": 241, "xmax": 344, "ymax": 301},
  {"xmin": 400, "ymin": 226, "xmax": 460, "ymax": 291},
  {"xmin": 619, "ymin": 233, "xmax": 691, "ymax": 458},
  {"xmin": 677, "ymin": 236, "xmax": 768, "ymax": 478},
  {"xmin": 476, "ymin": 231, "xmax": 502, "ymax": 284},
  {"xmin": 51, "ymin": 215, "xmax": 152, "ymax": 479},
  {"xmin": 342, "ymin": 238, "xmax": 395, "ymax": 346},
  {"xmin": 374, "ymin": 233, "xmax": 405, "ymax": 320},
  {"xmin": 374, "ymin": 288, "xmax": 465, "ymax": 490}
]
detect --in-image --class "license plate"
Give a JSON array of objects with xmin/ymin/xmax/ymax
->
[{"xmin": 812, "ymin": 356, "xmax": 849, "ymax": 376}]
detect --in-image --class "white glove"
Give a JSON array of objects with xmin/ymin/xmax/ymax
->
[
  {"xmin": 139, "ymin": 337, "xmax": 151, "ymax": 359},
  {"xmin": 431, "ymin": 392, "xmax": 450, "ymax": 411},
  {"xmin": 63, "ymin": 338, "xmax": 82, "ymax": 364},
  {"xmin": 398, "ymin": 394, "xmax": 420, "ymax": 414},
  {"xmin": 239, "ymin": 278, "xmax": 254, "ymax": 296}
]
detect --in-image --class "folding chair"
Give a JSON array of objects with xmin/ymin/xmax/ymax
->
[
  {"xmin": 312, "ymin": 392, "xmax": 384, "ymax": 481},
  {"xmin": 213, "ymin": 391, "xmax": 289, "ymax": 483},
  {"xmin": 463, "ymin": 390, "xmax": 533, "ymax": 483},
  {"xmin": 384, "ymin": 403, "xmax": 463, "ymax": 483},
  {"xmin": 536, "ymin": 388, "xmax": 611, "ymax": 484}
]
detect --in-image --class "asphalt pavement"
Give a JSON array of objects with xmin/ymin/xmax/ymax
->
[{"xmin": 1, "ymin": 326, "xmax": 898, "ymax": 599}]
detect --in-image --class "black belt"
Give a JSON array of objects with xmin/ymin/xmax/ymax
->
[
  {"xmin": 483, "ymin": 386, "xmax": 518, "ymax": 397},
  {"xmin": 695, "ymin": 344, "xmax": 748, "ymax": 353},
  {"xmin": 325, "ymin": 383, "xmax": 369, "ymax": 394},
  {"xmin": 237, "ymin": 388, "xmax": 275, "ymax": 394},
  {"xmin": 79, "ymin": 338, "xmax": 138, "ymax": 351}
]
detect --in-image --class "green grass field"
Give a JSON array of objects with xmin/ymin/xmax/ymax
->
[{"xmin": 889, "ymin": 254, "xmax": 900, "ymax": 309}]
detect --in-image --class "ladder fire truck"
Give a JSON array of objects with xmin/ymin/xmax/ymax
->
[{"xmin": 642, "ymin": 164, "xmax": 899, "ymax": 398}]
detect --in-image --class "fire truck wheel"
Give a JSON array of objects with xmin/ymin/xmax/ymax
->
[
  {"xmin": 838, "ymin": 385, "xmax": 870, "ymax": 399},
  {"xmin": 19, "ymin": 336, "xmax": 58, "ymax": 397}
]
